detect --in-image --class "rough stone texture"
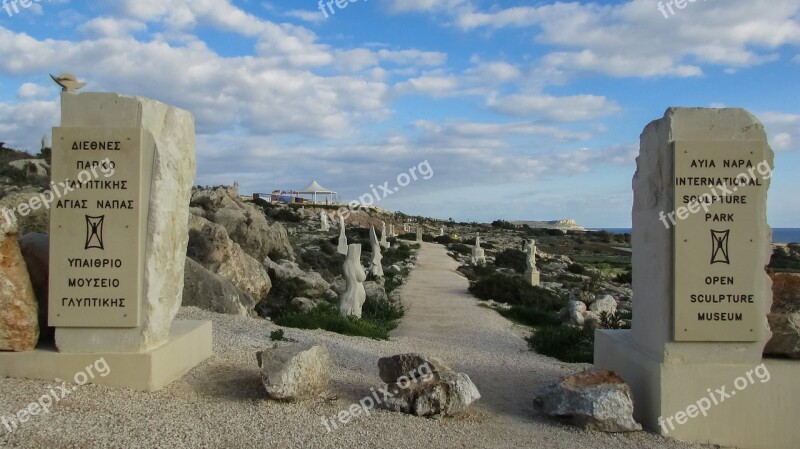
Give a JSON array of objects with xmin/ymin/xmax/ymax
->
[
  {"xmin": 256, "ymin": 344, "xmax": 331, "ymax": 401},
  {"xmin": 190, "ymin": 186, "xmax": 294, "ymax": 262},
  {"xmin": 337, "ymin": 217, "xmax": 348, "ymax": 255},
  {"xmin": 764, "ymin": 273, "xmax": 800, "ymax": 358},
  {"xmin": 628, "ymin": 107, "xmax": 773, "ymax": 361},
  {"xmin": 265, "ymin": 258, "xmax": 331, "ymax": 299},
  {"xmin": 0, "ymin": 223, "xmax": 39, "ymax": 352},
  {"xmin": 290, "ymin": 297, "xmax": 318, "ymax": 313},
  {"xmin": 8, "ymin": 159, "xmax": 49, "ymax": 178},
  {"xmin": 377, "ymin": 353, "xmax": 451, "ymax": 384},
  {"xmin": 182, "ymin": 257, "xmax": 255, "ymax": 316},
  {"xmin": 363, "ymin": 281, "xmax": 388, "ymax": 306},
  {"xmin": 18, "ymin": 232, "xmax": 50, "ymax": 341},
  {"xmin": 56, "ymin": 93, "xmax": 195, "ymax": 353},
  {"xmin": 0, "ymin": 192, "xmax": 50, "ymax": 235},
  {"xmin": 187, "ymin": 214, "xmax": 272, "ymax": 305},
  {"xmin": 339, "ymin": 244, "xmax": 366, "ymax": 318},
  {"xmin": 382, "ymin": 370, "xmax": 481, "ymax": 417},
  {"xmin": 534, "ymin": 369, "xmax": 641, "ymax": 432},
  {"xmin": 589, "ymin": 295, "xmax": 618, "ymax": 315}
]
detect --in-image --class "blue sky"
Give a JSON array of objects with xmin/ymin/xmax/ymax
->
[{"xmin": 0, "ymin": 0, "xmax": 798, "ymax": 227}]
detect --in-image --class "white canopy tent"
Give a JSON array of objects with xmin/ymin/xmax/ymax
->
[{"xmin": 298, "ymin": 180, "xmax": 338, "ymax": 204}]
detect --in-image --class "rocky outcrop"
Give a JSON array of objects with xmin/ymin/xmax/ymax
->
[
  {"xmin": 764, "ymin": 273, "xmax": 800, "ymax": 359},
  {"xmin": 256, "ymin": 344, "xmax": 331, "ymax": 401},
  {"xmin": 187, "ymin": 214, "xmax": 271, "ymax": 311},
  {"xmin": 379, "ymin": 353, "xmax": 481, "ymax": 417},
  {"xmin": 18, "ymin": 232, "xmax": 50, "ymax": 341},
  {"xmin": 0, "ymin": 223, "xmax": 39, "ymax": 351},
  {"xmin": 190, "ymin": 186, "xmax": 293, "ymax": 262},
  {"xmin": 534, "ymin": 369, "xmax": 641, "ymax": 432},
  {"xmin": 0, "ymin": 192, "xmax": 50, "ymax": 235},
  {"xmin": 9, "ymin": 159, "xmax": 49, "ymax": 178},
  {"xmin": 182, "ymin": 257, "xmax": 255, "ymax": 316}
]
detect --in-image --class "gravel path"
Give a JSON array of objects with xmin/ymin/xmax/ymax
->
[{"xmin": 0, "ymin": 243, "xmax": 710, "ymax": 448}]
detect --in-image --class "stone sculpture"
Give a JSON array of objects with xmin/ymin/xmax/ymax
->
[
  {"xmin": 320, "ymin": 211, "xmax": 329, "ymax": 231},
  {"xmin": 337, "ymin": 215, "xmax": 348, "ymax": 255},
  {"xmin": 525, "ymin": 239, "xmax": 540, "ymax": 286},
  {"xmin": 339, "ymin": 244, "xmax": 366, "ymax": 318},
  {"xmin": 369, "ymin": 226, "xmax": 384, "ymax": 277},
  {"xmin": 471, "ymin": 234, "xmax": 486, "ymax": 266}
]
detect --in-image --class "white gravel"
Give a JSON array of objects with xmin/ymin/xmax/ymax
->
[{"xmin": 0, "ymin": 243, "xmax": 713, "ymax": 448}]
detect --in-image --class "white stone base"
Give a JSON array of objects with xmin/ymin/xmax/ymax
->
[
  {"xmin": 0, "ymin": 320, "xmax": 212, "ymax": 392},
  {"xmin": 525, "ymin": 270, "xmax": 540, "ymax": 286},
  {"xmin": 595, "ymin": 330, "xmax": 800, "ymax": 449}
]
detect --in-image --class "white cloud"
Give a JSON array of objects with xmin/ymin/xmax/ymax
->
[
  {"xmin": 285, "ymin": 10, "xmax": 326, "ymax": 24},
  {"xmin": 0, "ymin": 100, "xmax": 59, "ymax": 151},
  {"xmin": 18, "ymin": 83, "xmax": 51, "ymax": 99},
  {"xmin": 79, "ymin": 18, "xmax": 147, "ymax": 38},
  {"xmin": 395, "ymin": 75, "xmax": 459, "ymax": 97},
  {"xmin": 760, "ymin": 111, "xmax": 800, "ymax": 152},
  {"xmin": 487, "ymin": 93, "xmax": 620, "ymax": 122}
]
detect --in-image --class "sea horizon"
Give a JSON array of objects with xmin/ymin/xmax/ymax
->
[{"xmin": 589, "ymin": 227, "xmax": 800, "ymax": 244}]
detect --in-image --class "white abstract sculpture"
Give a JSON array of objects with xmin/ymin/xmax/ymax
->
[
  {"xmin": 320, "ymin": 211, "xmax": 329, "ymax": 231},
  {"xmin": 416, "ymin": 226, "xmax": 423, "ymax": 242},
  {"xmin": 440, "ymin": 227, "xmax": 444, "ymax": 236},
  {"xmin": 389, "ymin": 224, "xmax": 395, "ymax": 237},
  {"xmin": 339, "ymin": 244, "xmax": 366, "ymax": 318},
  {"xmin": 369, "ymin": 226, "xmax": 384, "ymax": 277},
  {"xmin": 471, "ymin": 234, "xmax": 486, "ymax": 266},
  {"xmin": 337, "ymin": 215, "xmax": 348, "ymax": 255},
  {"xmin": 525, "ymin": 239, "xmax": 541, "ymax": 286},
  {"xmin": 380, "ymin": 222, "xmax": 390, "ymax": 249}
]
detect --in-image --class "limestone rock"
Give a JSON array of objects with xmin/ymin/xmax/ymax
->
[
  {"xmin": 8, "ymin": 159, "xmax": 49, "ymax": 178},
  {"xmin": 190, "ymin": 186, "xmax": 294, "ymax": 261},
  {"xmin": 0, "ymin": 226, "xmax": 39, "ymax": 351},
  {"xmin": 381, "ymin": 370, "xmax": 480, "ymax": 417},
  {"xmin": 256, "ymin": 344, "xmax": 331, "ymax": 401},
  {"xmin": 363, "ymin": 281, "xmax": 388, "ymax": 306},
  {"xmin": 534, "ymin": 369, "xmax": 642, "ymax": 432},
  {"xmin": 265, "ymin": 258, "xmax": 330, "ymax": 299},
  {"xmin": 764, "ymin": 273, "xmax": 800, "ymax": 358},
  {"xmin": 187, "ymin": 214, "xmax": 272, "ymax": 305},
  {"xmin": 18, "ymin": 232, "xmax": 50, "ymax": 340},
  {"xmin": 290, "ymin": 297, "xmax": 318, "ymax": 313},
  {"xmin": 378, "ymin": 353, "xmax": 451, "ymax": 384},
  {"xmin": 182, "ymin": 257, "xmax": 254, "ymax": 316},
  {"xmin": 56, "ymin": 93, "xmax": 195, "ymax": 353},
  {"xmin": 589, "ymin": 295, "xmax": 618, "ymax": 315},
  {"xmin": 0, "ymin": 192, "xmax": 50, "ymax": 235}
]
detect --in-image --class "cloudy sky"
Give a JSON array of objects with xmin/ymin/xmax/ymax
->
[{"xmin": 0, "ymin": 0, "xmax": 798, "ymax": 227}]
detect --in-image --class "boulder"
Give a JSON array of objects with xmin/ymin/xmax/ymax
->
[
  {"xmin": 764, "ymin": 273, "xmax": 800, "ymax": 358},
  {"xmin": 0, "ymin": 192, "xmax": 50, "ymax": 235},
  {"xmin": 256, "ymin": 344, "xmax": 331, "ymax": 401},
  {"xmin": 188, "ymin": 214, "xmax": 272, "ymax": 304},
  {"xmin": 18, "ymin": 232, "xmax": 50, "ymax": 341},
  {"xmin": 0, "ymin": 222, "xmax": 39, "ymax": 351},
  {"xmin": 364, "ymin": 281, "xmax": 388, "ymax": 306},
  {"xmin": 582, "ymin": 311, "xmax": 601, "ymax": 331},
  {"xmin": 290, "ymin": 297, "xmax": 318, "ymax": 313},
  {"xmin": 589, "ymin": 295, "xmax": 618, "ymax": 315},
  {"xmin": 190, "ymin": 186, "xmax": 294, "ymax": 261},
  {"xmin": 377, "ymin": 353, "xmax": 451, "ymax": 384},
  {"xmin": 182, "ymin": 257, "xmax": 255, "ymax": 316},
  {"xmin": 382, "ymin": 370, "xmax": 481, "ymax": 417},
  {"xmin": 265, "ymin": 258, "xmax": 330, "ymax": 299},
  {"xmin": 534, "ymin": 369, "xmax": 642, "ymax": 432},
  {"xmin": 8, "ymin": 159, "xmax": 49, "ymax": 178}
]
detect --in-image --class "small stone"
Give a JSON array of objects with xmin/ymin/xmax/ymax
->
[{"xmin": 256, "ymin": 344, "xmax": 331, "ymax": 401}]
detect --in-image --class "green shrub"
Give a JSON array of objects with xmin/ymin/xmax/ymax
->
[
  {"xmin": 448, "ymin": 243, "xmax": 472, "ymax": 255},
  {"xmin": 273, "ymin": 303, "xmax": 397, "ymax": 340},
  {"xmin": 270, "ymin": 329, "xmax": 285, "ymax": 341},
  {"xmin": 527, "ymin": 326, "xmax": 594, "ymax": 363},
  {"xmin": 567, "ymin": 263, "xmax": 587, "ymax": 275},
  {"xmin": 494, "ymin": 249, "xmax": 527, "ymax": 273},
  {"xmin": 599, "ymin": 310, "xmax": 632, "ymax": 330},
  {"xmin": 382, "ymin": 243, "xmax": 413, "ymax": 266},
  {"xmin": 491, "ymin": 220, "xmax": 516, "ymax": 230},
  {"xmin": 433, "ymin": 235, "xmax": 454, "ymax": 245},
  {"xmin": 614, "ymin": 270, "xmax": 632, "ymax": 284},
  {"xmin": 469, "ymin": 273, "xmax": 565, "ymax": 311},
  {"xmin": 495, "ymin": 305, "xmax": 561, "ymax": 327}
]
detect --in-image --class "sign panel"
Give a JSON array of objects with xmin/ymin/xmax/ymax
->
[
  {"xmin": 49, "ymin": 127, "xmax": 151, "ymax": 328},
  {"xmin": 673, "ymin": 141, "xmax": 769, "ymax": 342}
]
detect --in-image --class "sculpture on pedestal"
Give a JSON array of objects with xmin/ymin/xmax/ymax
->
[
  {"xmin": 337, "ymin": 215, "xmax": 348, "ymax": 255},
  {"xmin": 471, "ymin": 234, "xmax": 486, "ymax": 266},
  {"xmin": 525, "ymin": 239, "xmax": 541, "ymax": 286}
]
